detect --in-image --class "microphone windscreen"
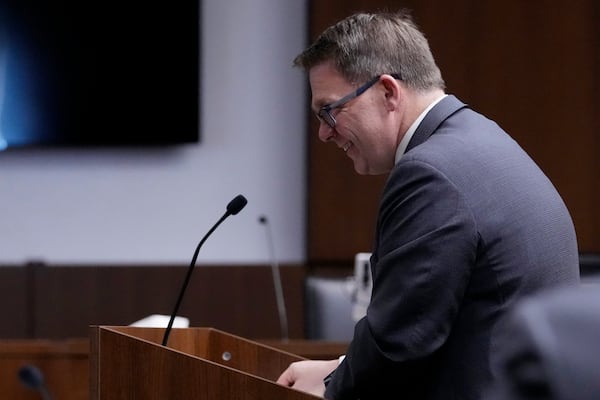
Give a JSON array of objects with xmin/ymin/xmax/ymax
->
[
  {"xmin": 227, "ymin": 195, "xmax": 247, "ymax": 215},
  {"xmin": 18, "ymin": 365, "xmax": 45, "ymax": 390}
]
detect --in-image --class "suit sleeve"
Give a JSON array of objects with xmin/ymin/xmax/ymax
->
[{"xmin": 325, "ymin": 158, "xmax": 478, "ymax": 399}]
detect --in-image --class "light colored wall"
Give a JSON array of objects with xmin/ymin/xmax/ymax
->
[{"xmin": 0, "ymin": 0, "xmax": 308, "ymax": 265}]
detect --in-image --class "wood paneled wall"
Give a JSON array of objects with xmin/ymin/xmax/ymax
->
[
  {"xmin": 306, "ymin": 0, "xmax": 600, "ymax": 264},
  {"xmin": 0, "ymin": 264, "xmax": 306, "ymax": 340}
]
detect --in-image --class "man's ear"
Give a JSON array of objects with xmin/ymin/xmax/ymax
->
[{"xmin": 380, "ymin": 74, "xmax": 402, "ymax": 111}]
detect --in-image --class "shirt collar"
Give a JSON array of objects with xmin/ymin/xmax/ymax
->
[{"xmin": 394, "ymin": 94, "xmax": 447, "ymax": 164}]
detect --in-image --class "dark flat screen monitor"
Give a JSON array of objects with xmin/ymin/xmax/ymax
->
[{"xmin": 0, "ymin": 1, "xmax": 200, "ymax": 151}]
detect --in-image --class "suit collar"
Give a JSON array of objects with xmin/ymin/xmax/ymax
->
[{"xmin": 405, "ymin": 95, "xmax": 468, "ymax": 153}]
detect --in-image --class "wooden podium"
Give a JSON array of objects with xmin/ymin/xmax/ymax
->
[{"xmin": 90, "ymin": 326, "xmax": 321, "ymax": 399}]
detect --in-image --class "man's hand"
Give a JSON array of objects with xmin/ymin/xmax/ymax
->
[{"xmin": 276, "ymin": 359, "xmax": 339, "ymax": 398}]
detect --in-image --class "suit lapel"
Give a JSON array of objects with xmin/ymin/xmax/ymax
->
[{"xmin": 406, "ymin": 95, "xmax": 468, "ymax": 152}]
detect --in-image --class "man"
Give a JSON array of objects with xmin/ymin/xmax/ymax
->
[{"xmin": 276, "ymin": 10, "xmax": 580, "ymax": 400}]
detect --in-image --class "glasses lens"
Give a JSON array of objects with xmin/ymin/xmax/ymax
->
[{"xmin": 318, "ymin": 108, "xmax": 335, "ymax": 128}]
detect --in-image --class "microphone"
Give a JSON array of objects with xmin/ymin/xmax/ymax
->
[
  {"xmin": 18, "ymin": 364, "xmax": 53, "ymax": 400},
  {"xmin": 258, "ymin": 214, "xmax": 289, "ymax": 341},
  {"xmin": 162, "ymin": 194, "xmax": 248, "ymax": 346}
]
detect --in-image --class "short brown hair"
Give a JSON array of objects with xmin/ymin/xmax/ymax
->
[{"xmin": 294, "ymin": 10, "xmax": 445, "ymax": 91}]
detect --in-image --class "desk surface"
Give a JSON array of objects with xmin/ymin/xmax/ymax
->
[
  {"xmin": 0, "ymin": 339, "xmax": 89, "ymax": 400},
  {"xmin": 259, "ymin": 339, "xmax": 348, "ymax": 360},
  {"xmin": 0, "ymin": 338, "xmax": 89, "ymax": 356}
]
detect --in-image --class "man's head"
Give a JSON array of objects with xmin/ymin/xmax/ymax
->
[
  {"xmin": 294, "ymin": 10, "xmax": 445, "ymax": 175},
  {"xmin": 294, "ymin": 10, "xmax": 445, "ymax": 93}
]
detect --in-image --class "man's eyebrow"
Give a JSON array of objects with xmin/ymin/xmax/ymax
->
[
  {"xmin": 313, "ymin": 97, "xmax": 333, "ymax": 112},
  {"xmin": 311, "ymin": 101, "xmax": 327, "ymax": 114}
]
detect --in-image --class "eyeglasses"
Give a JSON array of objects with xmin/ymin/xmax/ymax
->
[{"xmin": 317, "ymin": 73, "xmax": 402, "ymax": 128}]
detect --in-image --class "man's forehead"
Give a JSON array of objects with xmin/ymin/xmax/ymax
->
[{"xmin": 309, "ymin": 64, "xmax": 351, "ymax": 110}]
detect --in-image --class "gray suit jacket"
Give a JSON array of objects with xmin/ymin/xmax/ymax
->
[{"xmin": 325, "ymin": 95, "xmax": 580, "ymax": 400}]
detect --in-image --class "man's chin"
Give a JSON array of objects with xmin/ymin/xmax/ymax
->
[
  {"xmin": 352, "ymin": 159, "xmax": 389, "ymax": 176},
  {"xmin": 351, "ymin": 160, "xmax": 369, "ymax": 175}
]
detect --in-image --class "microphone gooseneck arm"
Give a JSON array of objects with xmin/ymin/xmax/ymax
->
[{"xmin": 162, "ymin": 195, "xmax": 247, "ymax": 347}]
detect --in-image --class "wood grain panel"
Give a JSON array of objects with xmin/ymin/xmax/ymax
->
[
  {"xmin": 0, "ymin": 264, "xmax": 307, "ymax": 340},
  {"xmin": 0, "ymin": 266, "xmax": 30, "ymax": 337},
  {"xmin": 0, "ymin": 339, "xmax": 88, "ymax": 400}
]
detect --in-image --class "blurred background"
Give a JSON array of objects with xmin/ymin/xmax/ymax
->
[{"xmin": 0, "ymin": 0, "xmax": 598, "ymax": 398}]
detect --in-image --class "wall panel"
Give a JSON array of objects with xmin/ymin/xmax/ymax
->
[
  {"xmin": 0, "ymin": 265, "xmax": 306, "ymax": 340},
  {"xmin": 0, "ymin": 267, "xmax": 29, "ymax": 337}
]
